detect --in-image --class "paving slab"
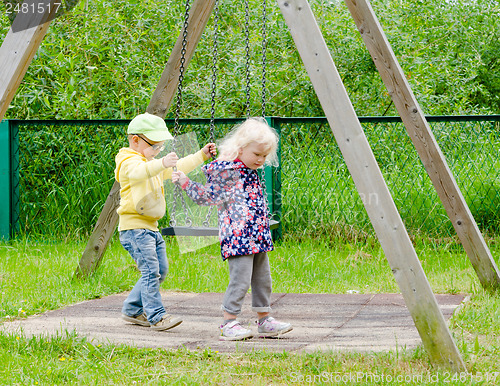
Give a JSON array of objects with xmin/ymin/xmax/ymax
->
[{"xmin": 1, "ymin": 292, "xmax": 467, "ymax": 353}]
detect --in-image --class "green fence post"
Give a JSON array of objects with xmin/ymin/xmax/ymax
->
[
  {"xmin": 0, "ymin": 119, "xmax": 18, "ymax": 240},
  {"xmin": 0, "ymin": 120, "xmax": 8, "ymax": 239},
  {"xmin": 266, "ymin": 117, "xmax": 282, "ymax": 241},
  {"xmin": 10, "ymin": 120, "xmax": 19, "ymax": 238}
]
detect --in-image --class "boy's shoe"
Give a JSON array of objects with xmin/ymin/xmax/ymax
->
[
  {"xmin": 122, "ymin": 313, "xmax": 149, "ymax": 327},
  {"xmin": 257, "ymin": 316, "xmax": 293, "ymax": 338},
  {"xmin": 219, "ymin": 320, "xmax": 254, "ymax": 341},
  {"xmin": 150, "ymin": 314, "xmax": 183, "ymax": 331}
]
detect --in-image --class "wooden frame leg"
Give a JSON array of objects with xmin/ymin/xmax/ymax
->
[
  {"xmin": 277, "ymin": 0, "xmax": 465, "ymax": 372},
  {"xmin": 344, "ymin": 0, "xmax": 500, "ymax": 292}
]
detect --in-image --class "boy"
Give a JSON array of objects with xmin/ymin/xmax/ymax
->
[{"xmin": 115, "ymin": 112, "xmax": 215, "ymax": 331}]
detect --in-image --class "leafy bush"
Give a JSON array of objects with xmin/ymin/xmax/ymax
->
[{"xmin": 1, "ymin": 0, "xmax": 499, "ymax": 119}]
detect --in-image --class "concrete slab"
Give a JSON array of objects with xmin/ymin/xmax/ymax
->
[{"xmin": 1, "ymin": 292, "xmax": 467, "ymax": 353}]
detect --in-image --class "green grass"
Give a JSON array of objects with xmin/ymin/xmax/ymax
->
[
  {"xmin": 0, "ymin": 333, "xmax": 449, "ymax": 385},
  {"xmin": 1, "ymin": 236, "xmax": 499, "ymax": 384}
]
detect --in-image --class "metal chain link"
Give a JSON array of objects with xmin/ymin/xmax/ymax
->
[
  {"xmin": 173, "ymin": 0, "xmax": 191, "ymax": 137},
  {"xmin": 244, "ymin": 0, "xmax": 251, "ymax": 117},
  {"xmin": 259, "ymin": 0, "xmax": 271, "ymax": 217},
  {"xmin": 209, "ymin": 0, "xmax": 219, "ymax": 139},
  {"xmin": 261, "ymin": 0, "xmax": 267, "ymax": 118},
  {"xmin": 204, "ymin": 0, "xmax": 220, "ymax": 228},
  {"xmin": 170, "ymin": 0, "xmax": 193, "ymax": 227},
  {"xmin": 169, "ymin": 189, "xmax": 179, "ymax": 226}
]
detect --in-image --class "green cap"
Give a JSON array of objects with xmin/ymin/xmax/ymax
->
[{"xmin": 127, "ymin": 113, "xmax": 173, "ymax": 141}]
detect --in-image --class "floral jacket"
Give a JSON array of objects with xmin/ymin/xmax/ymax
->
[{"xmin": 182, "ymin": 159, "xmax": 273, "ymax": 260}]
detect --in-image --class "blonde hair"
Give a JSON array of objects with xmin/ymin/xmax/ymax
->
[{"xmin": 217, "ymin": 117, "xmax": 279, "ymax": 167}]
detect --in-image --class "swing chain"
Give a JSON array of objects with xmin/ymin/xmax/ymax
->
[
  {"xmin": 170, "ymin": 0, "xmax": 193, "ymax": 228},
  {"xmin": 169, "ymin": 188, "xmax": 178, "ymax": 226},
  {"xmin": 259, "ymin": 0, "xmax": 271, "ymax": 218},
  {"xmin": 244, "ymin": 0, "xmax": 251, "ymax": 117},
  {"xmin": 209, "ymin": 0, "xmax": 219, "ymax": 137},
  {"xmin": 261, "ymin": 0, "xmax": 267, "ymax": 118},
  {"xmin": 204, "ymin": 0, "xmax": 220, "ymax": 228},
  {"xmin": 173, "ymin": 0, "xmax": 192, "ymax": 135}
]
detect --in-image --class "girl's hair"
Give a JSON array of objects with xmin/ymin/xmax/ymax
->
[{"xmin": 217, "ymin": 117, "xmax": 279, "ymax": 167}]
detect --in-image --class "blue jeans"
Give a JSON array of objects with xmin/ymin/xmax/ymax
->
[{"xmin": 119, "ymin": 229, "xmax": 168, "ymax": 325}]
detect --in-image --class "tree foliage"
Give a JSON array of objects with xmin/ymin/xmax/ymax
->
[{"xmin": 1, "ymin": 0, "xmax": 499, "ymax": 119}]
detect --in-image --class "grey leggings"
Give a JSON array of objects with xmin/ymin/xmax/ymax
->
[{"xmin": 221, "ymin": 252, "xmax": 272, "ymax": 316}]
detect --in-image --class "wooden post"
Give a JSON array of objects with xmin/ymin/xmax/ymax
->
[
  {"xmin": 277, "ymin": 0, "xmax": 465, "ymax": 372},
  {"xmin": 0, "ymin": 0, "xmax": 59, "ymax": 120},
  {"xmin": 344, "ymin": 0, "xmax": 500, "ymax": 292},
  {"xmin": 147, "ymin": 0, "xmax": 216, "ymax": 117},
  {"xmin": 75, "ymin": 0, "xmax": 216, "ymax": 277},
  {"xmin": 74, "ymin": 180, "xmax": 121, "ymax": 277}
]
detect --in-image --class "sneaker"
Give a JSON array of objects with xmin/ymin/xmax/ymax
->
[
  {"xmin": 257, "ymin": 316, "xmax": 293, "ymax": 338},
  {"xmin": 122, "ymin": 313, "xmax": 149, "ymax": 327},
  {"xmin": 219, "ymin": 320, "xmax": 254, "ymax": 341},
  {"xmin": 150, "ymin": 314, "xmax": 183, "ymax": 331}
]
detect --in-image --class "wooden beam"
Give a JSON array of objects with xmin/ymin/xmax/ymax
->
[
  {"xmin": 277, "ymin": 0, "xmax": 465, "ymax": 372},
  {"xmin": 75, "ymin": 0, "xmax": 216, "ymax": 278},
  {"xmin": 147, "ymin": 0, "xmax": 216, "ymax": 117},
  {"xmin": 344, "ymin": 0, "xmax": 500, "ymax": 292},
  {"xmin": 0, "ymin": 0, "xmax": 58, "ymax": 120},
  {"xmin": 74, "ymin": 180, "xmax": 121, "ymax": 277}
]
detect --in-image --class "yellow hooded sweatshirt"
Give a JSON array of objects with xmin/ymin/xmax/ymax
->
[{"xmin": 115, "ymin": 148, "xmax": 209, "ymax": 231}]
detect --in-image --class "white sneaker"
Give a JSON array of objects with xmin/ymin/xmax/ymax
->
[
  {"xmin": 219, "ymin": 320, "xmax": 254, "ymax": 341},
  {"xmin": 257, "ymin": 316, "xmax": 293, "ymax": 338}
]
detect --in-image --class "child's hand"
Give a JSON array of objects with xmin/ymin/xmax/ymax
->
[
  {"xmin": 202, "ymin": 143, "xmax": 217, "ymax": 158},
  {"xmin": 172, "ymin": 171, "xmax": 188, "ymax": 186},
  {"xmin": 162, "ymin": 152, "xmax": 179, "ymax": 168}
]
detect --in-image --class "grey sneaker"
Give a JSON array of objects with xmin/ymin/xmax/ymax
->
[
  {"xmin": 122, "ymin": 313, "xmax": 149, "ymax": 327},
  {"xmin": 257, "ymin": 316, "xmax": 293, "ymax": 338},
  {"xmin": 219, "ymin": 320, "xmax": 254, "ymax": 341},
  {"xmin": 150, "ymin": 315, "xmax": 183, "ymax": 331}
]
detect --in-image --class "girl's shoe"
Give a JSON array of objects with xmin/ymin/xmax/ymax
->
[
  {"xmin": 219, "ymin": 320, "xmax": 254, "ymax": 341},
  {"xmin": 122, "ymin": 313, "xmax": 149, "ymax": 327},
  {"xmin": 257, "ymin": 316, "xmax": 293, "ymax": 338}
]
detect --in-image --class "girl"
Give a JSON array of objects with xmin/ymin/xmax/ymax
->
[{"xmin": 172, "ymin": 118, "xmax": 292, "ymax": 341}]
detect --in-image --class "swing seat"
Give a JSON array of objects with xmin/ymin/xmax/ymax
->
[{"xmin": 162, "ymin": 220, "xmax": 280, "ymax": 237}]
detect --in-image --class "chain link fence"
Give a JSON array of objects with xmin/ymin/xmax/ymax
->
[
  {"xmin": 278, "ymin": 116, "xmax": 500, "ymax": 241},
  {"xmin": 7, "ymin": 115, "xmax": 500, "ymax": 241}
]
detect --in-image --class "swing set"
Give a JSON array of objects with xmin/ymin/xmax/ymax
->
[
  {"xmin": 1, "ymin": 0, "xmax": 499, "ymax": 373},
  {"xmin": 162, "ymin": 0, "xmax": 279, "ymax": 237}
]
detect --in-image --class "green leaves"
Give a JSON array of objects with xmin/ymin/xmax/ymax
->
[{"xmin": 2, "ymin": 0, "xmax": 499, "ymax": 118}]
